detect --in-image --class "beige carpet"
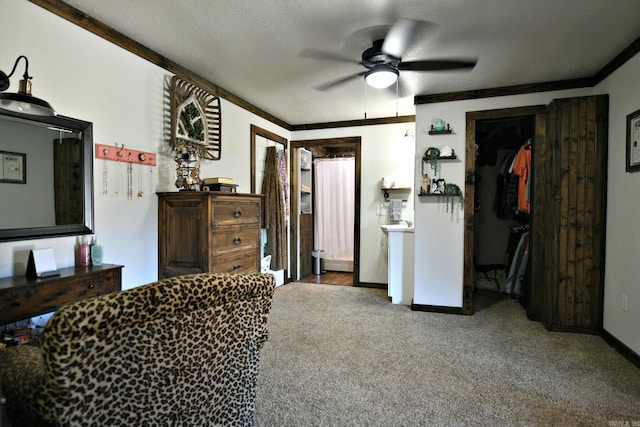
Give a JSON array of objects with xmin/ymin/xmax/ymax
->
[{"xmin": 255, "ymin": 282, "xmax": 640, "ymax": 426}]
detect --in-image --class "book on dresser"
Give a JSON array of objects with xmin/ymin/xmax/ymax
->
[{"xmin": 202, "ymin": 177, "xmax": 233, "ymax": 184}]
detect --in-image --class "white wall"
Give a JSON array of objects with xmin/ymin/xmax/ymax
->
[
  {"xmin": 595, "ymin": 52, "xmax": 640, "ymax": 355},
  {"xmin": 0, "ymin": 1, "xmax": 289, "ymax": 288},
  {"xmin": 292, "ymin": 123, "xmax": 416, "ymax": 284}
]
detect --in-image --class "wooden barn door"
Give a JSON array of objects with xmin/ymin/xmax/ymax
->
[{"xmin": 530, "ymin": 95, "xmax": 608, "ymax": 333}]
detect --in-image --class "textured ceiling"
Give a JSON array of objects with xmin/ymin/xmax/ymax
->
[{"xmin": 59, "ymin": 0, "xmax": 640, "ymax": 126}]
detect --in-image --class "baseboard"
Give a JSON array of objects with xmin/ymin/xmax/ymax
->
[
  {"xmin": 410, "ymin": 303, "xmax": 465, "ymax": 315},
  {"xmin": 323, "ymin": 259, "xmax": 353, "ymax": 272},
  {"xmin": 601, "ymin": 329, "xmax": 640, "ymax": 368},
  {"xmin": 355, "ymin": 282, "xmax": 387, "ymax": 289}
]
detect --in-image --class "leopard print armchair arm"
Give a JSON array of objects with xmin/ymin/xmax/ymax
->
[{"xmin": 1, "ymin": 272, "xmax": 275, "ymax": 427}]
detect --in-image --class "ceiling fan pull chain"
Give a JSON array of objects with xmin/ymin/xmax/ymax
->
[
  {"xmin": 395, "ymin": 79, "xmax": 399, "ymax": 118},
  {"xmin": 363, "ymin": 79, "xmax": 367, "ymax": 119}
]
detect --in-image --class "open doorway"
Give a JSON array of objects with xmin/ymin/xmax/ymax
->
[
  {"xmin": 289, "ymin": 137, "xmax": 361, "ymax": 286},
  {"xmin": 463, "ymin": 106, "xmax": 546, "ymax": 314},
  {"xmin": 472, "ymin": 114, "xmax": 535, "ymax": 311}
]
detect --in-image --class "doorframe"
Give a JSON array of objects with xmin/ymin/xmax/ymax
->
[
  {"xmin": 463, "ymin": 105, "xmax": 546, "ymax": 314},
  {"xmin": 289, "ymin": 137, "xmax": 362, "ymax": 286}
]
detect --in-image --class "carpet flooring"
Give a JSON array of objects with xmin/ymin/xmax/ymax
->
[{"xmin": 255, "ymin": 282, "xmax": 640, "ymax": 426}]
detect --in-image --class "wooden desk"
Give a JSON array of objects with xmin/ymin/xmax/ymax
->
[{"xmin": 0, "ymin": 264, "xmax": 123, "ymax": 325}]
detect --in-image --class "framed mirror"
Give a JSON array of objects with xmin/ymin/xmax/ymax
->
[{"xmin": 0, "ymin": 109, "xmax": 94, "ymax": 242}]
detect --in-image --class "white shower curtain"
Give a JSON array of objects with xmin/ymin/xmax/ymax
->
[{"xmin": 314, "ymin": 157, "xmax": 355, "ymax": 271}]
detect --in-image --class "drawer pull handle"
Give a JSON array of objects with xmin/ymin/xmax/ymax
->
[
  {"xmin": 233, "ymin": 265, "xmax": 242, "ymax": 271},
  {"xmin": 88, "ymin": 283, "xmax": 95, "ymax": 289},
  {"xmin": 233, "ymin": 237, "xmax": 242, "ymax": 245},
  {"xmin": 232, "ymin": 210, "xmax": 242, "ymax": 218}
]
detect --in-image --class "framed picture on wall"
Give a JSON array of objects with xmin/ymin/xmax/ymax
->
[
  {"xmin": 626, "ymin": 108, "xmax": 640, "ymax": 172},
  {"xmin": 0, "ymin": 151, "xmax": 26, "ymax": 184}
]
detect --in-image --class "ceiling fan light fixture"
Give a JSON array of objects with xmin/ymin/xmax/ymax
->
[{"xmin": 365, "ymin": 65, "xmax": 398, "ymax": 89}]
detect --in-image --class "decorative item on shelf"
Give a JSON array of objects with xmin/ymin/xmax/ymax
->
[
  {"xmin": 439, "ymin": 145, "xmax": 455, "ymax": 157},
  {"xmin": 424, "ymin": 147, "xmax": 440, "ymax": 172},
  {"xmin": 174, "ymin": 144, "xmax": 201, "ymax": 191},
  {"xmin": 429, "ymin": 119, "xmax": 453, "ymax": 135},
  {"xmin": 431, "ymin": 178, "xmax": 445, "ymax": 195},
  {"xmin": 433, "ymin": 118, "xmax": 446, "ymax": 131},
  {"xmin": 443, "ymin": 183, "xmax": 463, "ymax": 213},
  {"xmin": 421, "ymin": 173, "xmax": 431, "ymax": 195},
  {"xmin": 0, "ymin": 55, "xmax": 55, "ymax": 116}
]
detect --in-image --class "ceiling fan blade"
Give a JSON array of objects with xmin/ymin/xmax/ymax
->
[
  {"xmin": 299, "ymin": 48, "xmax": 361, "ymax": 65},
  {"xmin": 313, "ymin": 71, "xmax": 366, "ymax": 91},
  {"xmin": 382, "ymin": 18, "xmax": 423, "ymax": 58},
  {"xmin": 399, "ymin": 59, "xmax": 477, "ymax": 71}
]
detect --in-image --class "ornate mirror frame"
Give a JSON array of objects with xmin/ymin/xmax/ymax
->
[{"xmin": 170, "ymin": 76, "xmax": 222, "ymax": 160}]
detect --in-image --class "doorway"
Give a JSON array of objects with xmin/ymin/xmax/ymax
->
[
  {"xmin": 472, "ymin": 114, "xmax": 536, "ymax": 310},
  {"xmin": 463, "ymin": 106, "xmax": 546, "ymax": 314},
  {"xmin": 289, "ymin": 137, "xmax": 361, "ymax": 286}
]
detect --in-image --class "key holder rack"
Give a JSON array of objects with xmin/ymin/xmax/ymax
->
[{"xmin": 95, "ymin": 143, "xmax": 157, "ymax": 166}]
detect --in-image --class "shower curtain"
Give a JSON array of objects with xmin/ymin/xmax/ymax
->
[{"xmin": 314, "ymin": 157, "xmax": 354, "ymax": 272}]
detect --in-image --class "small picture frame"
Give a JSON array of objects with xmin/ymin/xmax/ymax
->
[
  {"xmin": 431, "ymin": 178, "xmax": 445, "ymax": 195},
  {"xmin": 626, "ymin": 108, "xmax": 640, "ymax": 172},
  {"xmin": 0, "ymin": 151, "xmax": 26, "ymax": 184}
]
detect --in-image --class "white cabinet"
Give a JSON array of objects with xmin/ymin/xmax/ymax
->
[{"xmin": 382, "ymin": 225, "xmax": 414, "ymax": 305}]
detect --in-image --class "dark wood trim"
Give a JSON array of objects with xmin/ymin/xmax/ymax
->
[
  {"xmin": 601, "ymin": 329, "xmax": 640, "ymax": 368},
  {"xmin": 466, "ymin": 105, "xmax": 547, "ymax": 120},
  {"xmin": 355, "ymin": 282, "xmax": 387, "ymax": 289},
  {"xmin": 28, "ymin": 0, "xmax": 292, "ymax": 131},
  {"xmin": 291, "ymin": 115, "xmax": 415, "ymax": 131},
  {"xmin": 410, "ymin": 303, "xmax": 466, "ymax": 315},
  {"xmin": 416, "ymin": 78, "xmax": 593, "ymax": 105},
  {"xmin": 250, "ymin": 124, "xmax": 288, "ymax": 193},
  {"xmin": 592, "ymin": 35, "xmax": 640, "ymax": 85}
]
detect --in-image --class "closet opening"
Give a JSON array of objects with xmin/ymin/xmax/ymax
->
[
  {"xmin": 473, "ymin": 115, "xmax": 534, "ymax": 310},
  {"xmin": 463, "ymin": 105, "xmax": 546, "ymax": 315}
]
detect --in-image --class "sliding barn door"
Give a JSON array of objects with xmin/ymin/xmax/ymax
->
[{"xmin": 531, "ymin": 95, "xmax": 608, "ymax": 333}]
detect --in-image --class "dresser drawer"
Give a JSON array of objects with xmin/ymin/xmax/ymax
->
[
  {"xmin": 210, "ymin": 249, "xmax": 259, "ymax": 274},
  {"xmin": 211, "ymin": 198, "xmax": 260, "ymax": 226},
  {"xmin": 211, "ymin": 226, "xmax": 260, "ymax": 255},
  {"xmin": 0, "ymin": 267, "xmax": 121, "ymax": 325}
]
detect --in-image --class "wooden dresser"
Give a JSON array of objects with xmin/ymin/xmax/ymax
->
[
  {"xmin": 157, "ymin": 192, "xmax": 263, "ymax": 278},
  {"xmin": 0, "ymin": 264, "xmax": 123, "ymax": 325}
]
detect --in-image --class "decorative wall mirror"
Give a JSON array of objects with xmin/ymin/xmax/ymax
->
[
  {"xmin": 170, "ymin": 76, "xmax": 222, "ymax": 160},
  {"xmin": 0, "ymin": 109, "xmax": 94, "ymax": 241}
]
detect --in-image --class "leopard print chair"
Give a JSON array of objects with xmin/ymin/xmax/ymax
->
[{"xmin": 0, "ymin": 272, "xmax": 275, "ymax": 427}]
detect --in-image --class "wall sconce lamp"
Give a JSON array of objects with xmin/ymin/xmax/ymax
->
[{"xmin": 0, "ymin": 55, "xmax": 56, "ymax": 116}]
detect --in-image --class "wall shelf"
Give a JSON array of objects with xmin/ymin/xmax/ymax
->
[
  {"xmin": 428, "ymin": 123, "xmax": 453, "ymax": 135},
  {"xmin": 381, "ymin": 187, "xmax": 411, "ymax": 202}
]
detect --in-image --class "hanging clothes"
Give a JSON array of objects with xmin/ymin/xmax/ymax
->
[
  {"xmin": 262, "ymin": 146, "xmax": 288, "ymax": 271},
  {"xmin": 512, "ymin": 142, "xmax": 532, "ymax": 214},
  {"xmin": 277, "ymin": 148, "xmax": 290, "ymax": 224}
]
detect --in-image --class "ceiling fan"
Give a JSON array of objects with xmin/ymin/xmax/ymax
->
[{"xmin": 302, "ymin": 19, "xmax": 477, "ymax": 93}]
